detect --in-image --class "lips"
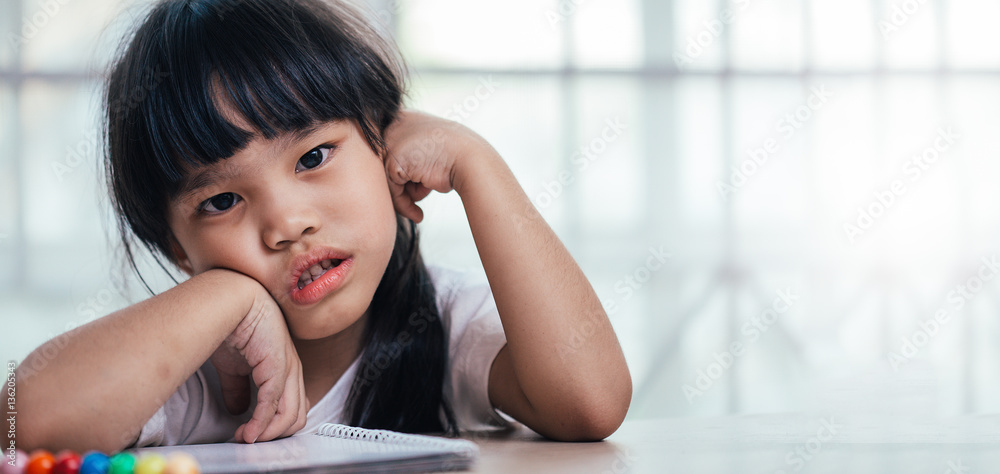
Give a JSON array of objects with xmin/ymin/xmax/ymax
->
[
  {"xmin": 297, "ymin": 258, "xmax": 344, "ymax": 289},
  {"xmin": 289, "ymin": 248, "xmax": 354, "ymax": 306}
]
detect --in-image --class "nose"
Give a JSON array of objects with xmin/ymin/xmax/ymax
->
[{"xmin": 260, "ymin": 192, "xmax": 322, "ymax": 250}]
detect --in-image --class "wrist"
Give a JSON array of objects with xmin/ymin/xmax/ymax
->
[
  {"xmin": 192, "ymin": 268, "xmax": 266, "ymax": 324},
  {"xmin": 452, "ymin": 137, "xmax": 504, "ymax": 196}
]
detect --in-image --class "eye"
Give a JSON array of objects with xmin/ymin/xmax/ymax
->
[
  {"xmin": 199, "ymin": 192, "xmax": 241, "ymax": 214},
  {"xmin": 296, "ymin": 146, "xmax": 333, "ymax": 172}
]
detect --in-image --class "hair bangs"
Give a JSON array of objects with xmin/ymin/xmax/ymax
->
[{"xmin": 155, "ymin": 0, "xmax": 400, "ymax": 183}]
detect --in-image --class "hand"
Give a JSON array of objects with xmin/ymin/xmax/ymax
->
[
  {"xmin": 382, "ymin": 110, "xmax": 495, "ymax": 222},
  {"xmin": 209, "ymin": 280, "xmax": 307, "ymax": 443}
]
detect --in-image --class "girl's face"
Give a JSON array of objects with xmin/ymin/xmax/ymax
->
[{"xmin": 166, "ymin": 120, "xmax": 398, "ymax": 340}]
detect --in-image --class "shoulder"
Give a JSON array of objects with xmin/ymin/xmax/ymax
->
[
  {"xmin": 426, "ymin": 262, "xmax": 489, "ymax": 302},
  {"xmin": 425, "ymin": 264, "xmax": 496, "ymax": 335},
  {"xmin": 425, "ymin": 263, "xmax": 513, "ymax": 430}
]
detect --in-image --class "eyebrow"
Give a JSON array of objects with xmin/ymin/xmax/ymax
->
[
  {"xmin": 173, "ymin": 123, "xmax": 329, "ymax": 202},
  {"xmin": 175, "ymin": 167, "xmax": 233, "ymax": 203}
]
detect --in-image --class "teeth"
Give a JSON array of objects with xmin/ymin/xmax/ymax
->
[
  {"xmin": 296, "ymin": 259, "xmax": 343, "ymax": 290},
  {"xmin": 309, "ymin": 263, "xmax": 324, "ymax": 278}
]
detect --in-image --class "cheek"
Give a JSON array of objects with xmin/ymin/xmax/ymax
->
[
  {"xmin": 172, "ymin": 223, "xmax": 264, "ymax": 276},
  {"xmin": 356, "ymin": 163, "xmax": 399, "ymax": 254},
  {"xmin": 197, "ymin": 239, "xmax": 263, "ymax": 273}
]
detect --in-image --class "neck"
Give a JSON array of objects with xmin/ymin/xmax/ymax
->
[{"xmin": 293, "ymin": 310, "xmax": 368, "ymax": 384}]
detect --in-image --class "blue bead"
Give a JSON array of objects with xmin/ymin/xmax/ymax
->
[{"xmin": 80, "ymin": 452, "xmax": 111, "ymax": 474}]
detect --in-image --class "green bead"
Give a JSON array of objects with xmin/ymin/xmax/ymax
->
[{"xmin": 109, "ymin": 452, "xmax": 136, "ymax": 474}]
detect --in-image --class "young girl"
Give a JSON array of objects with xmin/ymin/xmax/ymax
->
[{"xmin": 17, "ymin": 0, "xmax": 630, "ymax": 452}]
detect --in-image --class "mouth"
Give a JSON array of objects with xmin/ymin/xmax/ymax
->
[
  {"xmin": 297, "ymin": 258, "xmax": 344, "ymax": 290},
  {"xmin": 289, "ymin": 249, "xmax": 354, "ymax": 306}
]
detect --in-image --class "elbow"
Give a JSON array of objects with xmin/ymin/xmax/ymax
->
[
  {"xmin": 549, "ymin": 373, "xmax": 633, "ymax": 442},
  {"xmin": 16, "ymin": 385, "xmax": 138, "ymax": 454},
  {"xmin": 21, "ymin": 421, "xmax": 137, "ymax": 454},
  {"xmin": 571, "ymin": 406, "xmax": 629, "ymax": 442}
]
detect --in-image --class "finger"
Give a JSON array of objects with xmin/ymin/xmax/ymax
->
[
  {"xmin": 402, "ymin": 201, "xmax": 424, "ymax": 223},
  {"xmin": 388, "ymin": 180, "xmax": 424, "ymax": 223},
  {"xmin": 254, "ymin": 389, "xmax": 293, "ymax": 442},
  {"xmin": 384, "ymin": 155, "xmax": 412, "ymax": 186},
  {"xmin": 278, "ymin": 360, "xmax": 308, "ymax": 439},
  {"xmin": 286, "ymin": 359, "xmax": 308, "ymax": 436},
  {"xmin": 242, "ymin": 377, "xmax": 282, "ymax": 443},
  {"xmin": 405, "ymin": 181, "xmax": 433, "ymax": 203},
  {"xmin": 217, "ymin": 372, "xmax": 251, "ymax": 415},
  {"xmin": 256, "ymin": 368, "xmax": 301, "ymax": 442}
]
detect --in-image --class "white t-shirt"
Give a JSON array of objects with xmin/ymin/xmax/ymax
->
[{"xmin": 132, "ymin": 265, "xmax": 513, "ymax": 447}]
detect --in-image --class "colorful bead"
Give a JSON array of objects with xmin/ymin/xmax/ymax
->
[
  {"xmin": 79, "ymin": 453, "xmax": 110, "ymax": 474},
  {"xmin": 107, "ymin": 454, "xmax": 134, "ymax": 474},
  {"xmin": 26, "ymin": 450, "xmax": 55, "ymax": 474},
  {"xmin": 14, "ymin": 450, "xmax": 200, "ymax": 474},
  {"xmin": 162, "ymin": 453, "xmax": 198, "ymax": 474},
  {"xmin": 52, "ymin": 451, "xmax": 81, "ymax": 474},
  {"xmin": 132, "ymin": 455, "xmax": 165, "ymax": 474},
  {"xmin": 1, "ymin": 449, "xmax": 29, "ymax": 474}
]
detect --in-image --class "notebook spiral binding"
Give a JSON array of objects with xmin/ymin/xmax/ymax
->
[{"xmin": 315, "ymin": 423, "xmax": 479, "ymax": 456}]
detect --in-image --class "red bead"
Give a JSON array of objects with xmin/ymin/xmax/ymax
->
[
  {"xmin": 26, "ymin": 450, "xmax": 55, "ymax": 474},
  {"xmin": 52, "ymin": 451, "xmax": 82, "ymax": 474}
]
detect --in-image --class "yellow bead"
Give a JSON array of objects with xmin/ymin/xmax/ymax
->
[
  {"xmin": 134, "ymin": 454, "xmax": 167, "ymax": 474},
  {"xmin": 163, "ymin": 453, "xmax": 200, "ymax": 474}
]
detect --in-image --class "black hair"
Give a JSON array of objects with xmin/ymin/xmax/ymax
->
[{"xmin": 103, "ymin": 0, "xmax": 458, "ymax": 436}]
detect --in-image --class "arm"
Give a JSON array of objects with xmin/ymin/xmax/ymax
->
[
  {"xmin": 17, "ymin": 269, "xmax": 305, "ymax": 452},
  {"xmin": 455, "ymin": 146, "xmax": 631, "ymax": 441},
  {"xmin": 383, "ymin": 112, "xmax": 631, "ymax": 441}
]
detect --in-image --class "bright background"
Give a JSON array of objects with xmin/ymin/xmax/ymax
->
[{"xmin": 3, "ymin": 0, "xmax": 1000, "ymax": 422}]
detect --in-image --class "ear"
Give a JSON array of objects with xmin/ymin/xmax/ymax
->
[{"xmin": 168, "ymin": 235, "xmax": 194, "ymax": 276}]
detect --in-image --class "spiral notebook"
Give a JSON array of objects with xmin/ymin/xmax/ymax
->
[{"xmin": 130, "ymin": 423, "xmax": 479, "ymax": 473}]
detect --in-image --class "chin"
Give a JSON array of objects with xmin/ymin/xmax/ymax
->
[
  {"xmin": 288, "ymin": 318, "xmax": 358, "ymax": 341},
  {"xmin": 285, "ymin": 298, "xmax": 369, "ymax": 341}
]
